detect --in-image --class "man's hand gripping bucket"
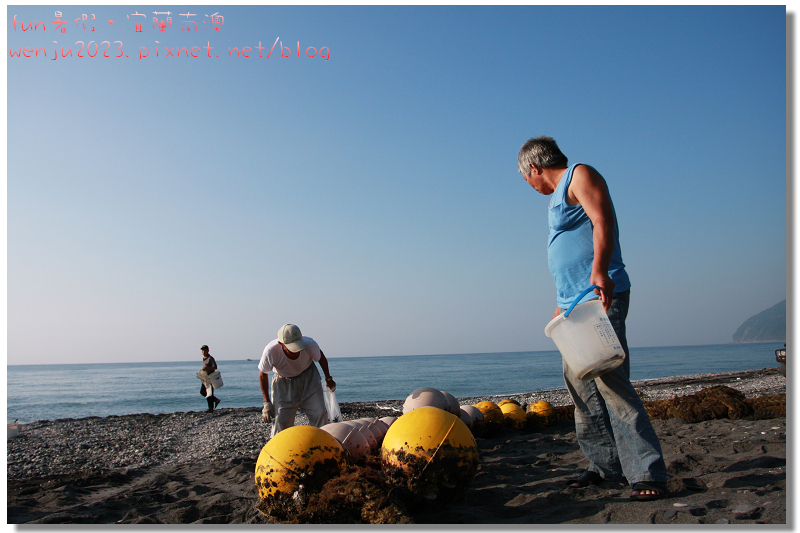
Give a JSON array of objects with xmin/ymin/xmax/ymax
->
[{"xmin": 544, "ymin": 285, "xmax": 626, "ymax": 380}]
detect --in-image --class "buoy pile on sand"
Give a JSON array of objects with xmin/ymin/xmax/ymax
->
[
  {"xmin": 254, "ymin": 387, "xmax": 481, "ymax": 511},
  {"xmin": 254, "ymin": 386, "xmax": 560, "ymax": 519},
  {"xmin": 470, "ymin": 398, "xmax": 561, "ymax": 434}
]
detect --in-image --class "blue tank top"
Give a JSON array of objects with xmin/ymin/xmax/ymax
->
[{"xmin": 547, "ymin": 163, "xmax": 630, "ymax": 309}]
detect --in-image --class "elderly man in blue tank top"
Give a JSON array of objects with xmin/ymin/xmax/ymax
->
[{"xmin": 518, "ymin": 136, "xmax": 668, "ymax": 501}]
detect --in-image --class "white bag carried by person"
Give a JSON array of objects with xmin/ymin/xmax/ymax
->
[
  {"xmin": 196, "ymin": 370, "xmax": 222, "ymax": 398},
  {"xmin": 321, "ymin": 381, "xmax": 342, "ymax": 423},
  {"xmin": 208, "ymin": 370, "xmax": 224, "ymax": 388},
  {"xmin": 197, "ymin": 370, "xmax": 224, "ymax": 388}
]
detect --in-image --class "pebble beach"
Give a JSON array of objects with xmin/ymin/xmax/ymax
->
[{"xmin": 7, "ymin": 367, "xmax": 787, "ymax": 524}]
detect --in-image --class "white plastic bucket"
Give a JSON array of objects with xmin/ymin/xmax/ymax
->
[
  {"xmin": 8, "ymin": 420, "xmax": 19, "ymax": 439},
  {"xmin": 544, "ymin": 286, "xmax": 626, "ymax": 380}
]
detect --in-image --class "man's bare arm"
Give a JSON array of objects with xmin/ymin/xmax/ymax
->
[{"xmin": 568, "ymin": 164, "xmax": 616, "ymax": 310}]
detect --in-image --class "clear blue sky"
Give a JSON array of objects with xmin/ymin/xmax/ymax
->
[{"xmin": 6, "ymin": 5, "xmax": 787, "ymax": 365}]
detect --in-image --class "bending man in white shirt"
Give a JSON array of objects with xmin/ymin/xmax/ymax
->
[{"xmin": 258, "ymin": 323, "xmax": 336, "ymax": 438}]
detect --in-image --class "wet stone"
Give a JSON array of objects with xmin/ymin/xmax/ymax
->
[{"xmin": 733, "ymin": 504, "xmax": 760, "ymax": 519}]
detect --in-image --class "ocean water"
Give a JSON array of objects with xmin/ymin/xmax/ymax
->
[{"xmin": 7, "ymin": 342, "xmax": 784, "ymax": 424}]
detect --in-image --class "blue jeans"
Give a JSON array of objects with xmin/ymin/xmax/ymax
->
[{"xmin": 561, "ymin": 290, "xmax": 667, "ymax": 486}]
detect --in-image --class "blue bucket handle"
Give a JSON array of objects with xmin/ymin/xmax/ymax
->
[{"xmin": 564, "ymin": 285, "xmax": 598, "ymax": 318}]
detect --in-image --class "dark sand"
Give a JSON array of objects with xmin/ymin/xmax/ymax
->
[{"xmin": 7, "ymin": 368, "xmax": 787, "ymax": 525}]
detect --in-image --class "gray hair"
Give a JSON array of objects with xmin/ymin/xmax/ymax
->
[{"xmin": 518, "ymin": 136, "xmax": 568, "ymax": 175}]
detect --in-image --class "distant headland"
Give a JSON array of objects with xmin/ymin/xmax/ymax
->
[{"xmin": 732, "ymin": 300, "xmax": 786, "ymax": 343}]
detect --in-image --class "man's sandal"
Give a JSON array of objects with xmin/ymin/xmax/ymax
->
[
  {"xmin": 566, "ymin": 470, "xmax": 603, "ymax": 488},
  {"xmin": 629, "ymin": 482, "xmax": 669, "ymax": 501}
]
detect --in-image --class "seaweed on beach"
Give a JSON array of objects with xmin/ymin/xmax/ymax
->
[
  {"xmin": 254, "ymin": 456, "xmax": 415, "ymax": 524},
  {"xmin": 541, "ymin": 387, "xmax": 786, "ymax": 425},
  {"xmin": 643, "ymin": 386, "xmax": 787, "ymax": 423},
  {"xmin": 746, "ymin": 394, "xmax": 786, "ymax": 419},
  {"xmin": 643, "ymin": 385, "xmax": 751, "ymax": 423},
  {"xmin": 554, "ymin": 404, "xmax": 576, "ymax": 421},
  {"xmin": 381, "ymin": 444, "xmax": 479, "ymax": 508}
]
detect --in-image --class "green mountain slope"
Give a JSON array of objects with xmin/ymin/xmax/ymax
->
[{"xmin": 732, "ymin": 300, "xmax": 786, "ymax": 343}]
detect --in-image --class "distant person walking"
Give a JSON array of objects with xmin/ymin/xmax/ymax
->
[
  {"xmin": 198, "ymin": 345, "xmax": 221, "ymax": 412},
  {"xmin": 258, "ymin": 324, "xmax": 336, "ymax": 438},
  {"xmin": 517, "ymin": 136, "xmax": 668, "ymax": 501}
]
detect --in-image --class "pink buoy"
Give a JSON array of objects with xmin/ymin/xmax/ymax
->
[
  {"xmin": 403, "ymin": 387, "xmax": 450, "ymax": 413},
  {"xmin": 440, "ymin": 390, "xmax": 461, "ymax": 416},
  {"xmin": 343, "ymin": 420, "xmax": 378, "ymax": 451},
  {"xmin": 320, "ymin": 422, "xmax": 370, "ymax": 461},
  {"xmin": 459, "ymin": 408, "xmax": 473, "ymax": 428},
  {"xmin": 460, "ymin": 405, "xmax": 486, "ymax": 438},
  {"xmin": 371, "ymin": 419, "xmax": 389, "ymax": 438}
]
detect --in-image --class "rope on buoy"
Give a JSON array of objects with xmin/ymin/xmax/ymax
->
[{"xmin": 414, "ymin": 419, "xmax": 458, "ymax": 482}]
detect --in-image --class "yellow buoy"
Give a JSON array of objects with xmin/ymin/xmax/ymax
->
[
  {"xmin": 473, "ymin": 401, "xmax": 504, "ymax": 435},
  {"xmin": 255, "ymin": 425, "xmax": 346, "ymax": 499},
  {"xmin": 497, "ymin": 398, "xmax": 520, "ymax": 408},
  {"xmin": 526, "ymin": 400, "xmax": 557, "ymax": 427},
  {"xmin": 381, "ymin": 407, "xmax": 478, "ymax": 504},
  {"xmin": 499, "ymin": 402, "xmax": 527, "ymax": 430}
]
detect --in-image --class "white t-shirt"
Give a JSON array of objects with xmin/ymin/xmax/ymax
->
[{"xmin": 258, "ymin": 337, "xmax": 321, "ymax": 378}]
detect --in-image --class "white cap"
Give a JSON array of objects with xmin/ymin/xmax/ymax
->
[{"xmin": 278, "ymin": 324, "xmax": 307, "ymax": 353}]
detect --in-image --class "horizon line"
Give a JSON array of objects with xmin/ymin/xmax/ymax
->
[{"xmin": 5, "ymin": 340, "xmax": 785, "ymax": 366}]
